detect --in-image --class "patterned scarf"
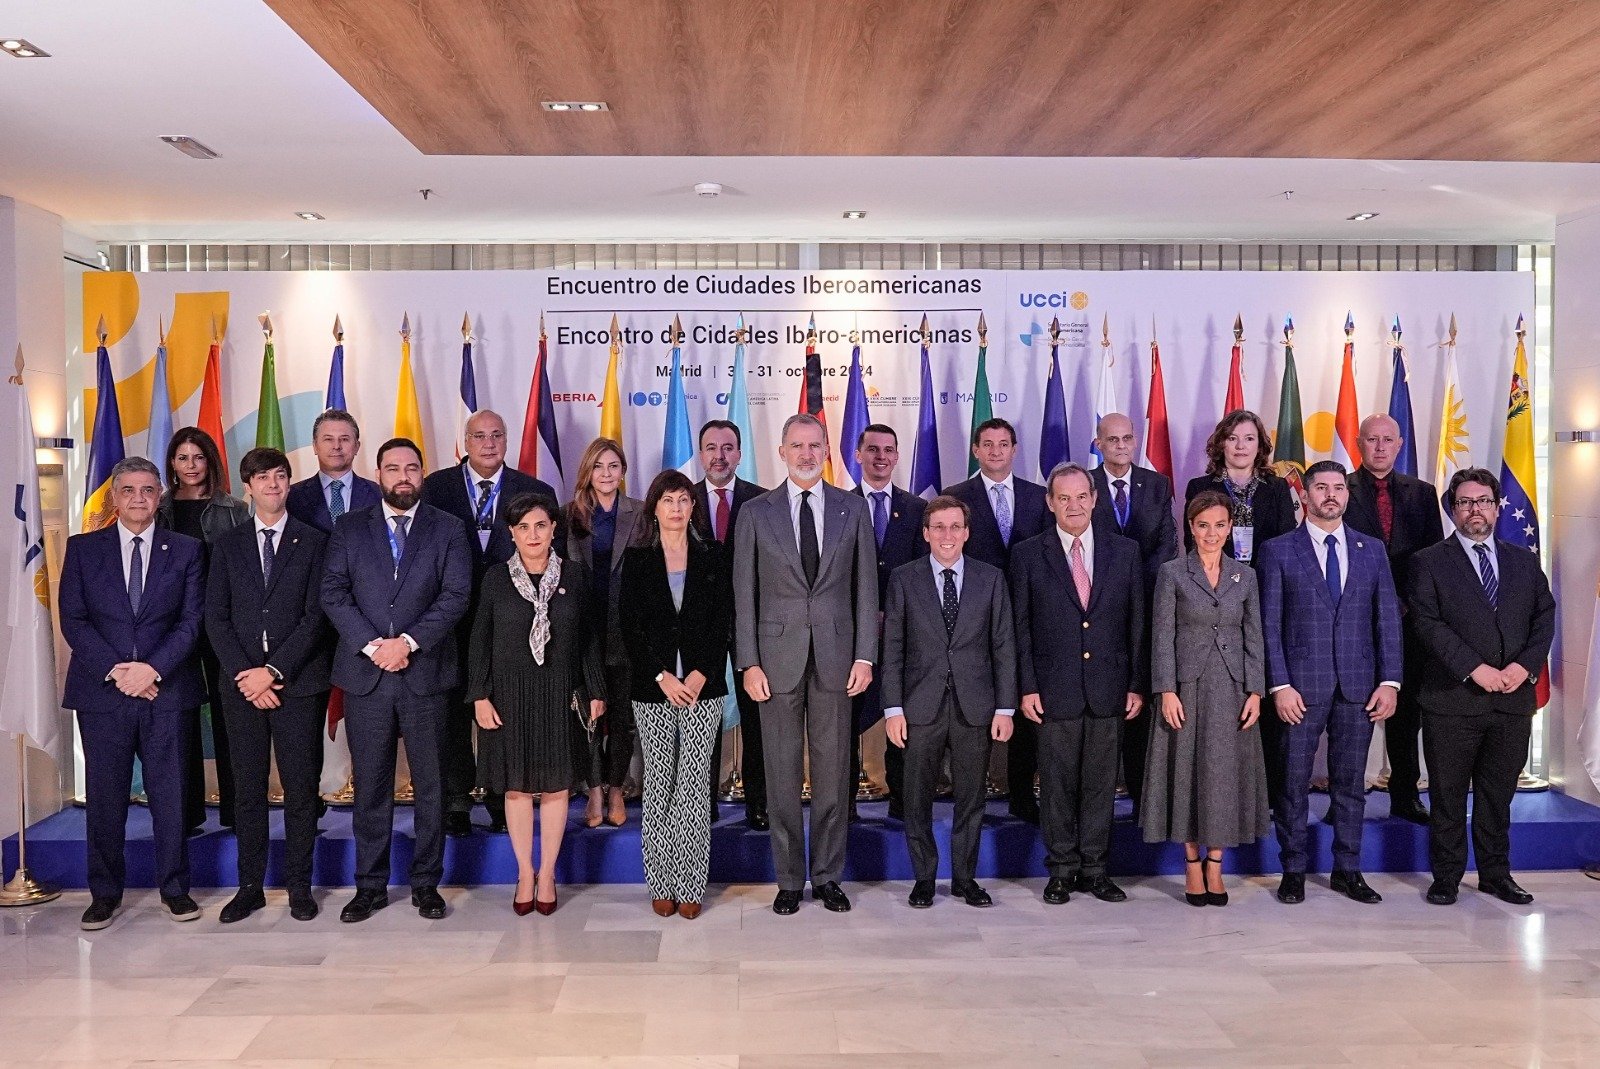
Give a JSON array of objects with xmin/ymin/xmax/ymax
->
[
  {"xmin": 1221, "ymin": 473, "xmax": 1261, "ymax": 529},
  {"xmin": 507, "ymin": 551, "xmax": 562, "ymax": 665}
]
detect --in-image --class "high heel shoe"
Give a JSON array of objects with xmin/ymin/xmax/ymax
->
[
  {"xmin": 1183, "ymin": 853, "xmax": 1207, "ymax": 907},
  {"xmin": 514, "ymin": 880, "xmax": 537, "ymax": 916},
  {"xmin": 605, "ymin": 788, "xmax": 627, "ymax": 827},
  {"xmin": 1203, "ymin": 856, "xmax": 1229, "ymax": 906},
  {"xmin": 584, "ymin": 792, "xmax": 604, "ymax": 829},
  {"xmin": 534, "ymin": 890, "xmax": 559, "ymax": 916},
  {"xmin": 652, "ymin": 898, "xmax": 677, "ymax": 917}
]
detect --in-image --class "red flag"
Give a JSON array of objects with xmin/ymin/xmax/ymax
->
[
  {"xmin": 326, "ymin": 686, "xmax": 344, "ymax": 740},
  {"xmin": 796, "ymin": 314, "xmax": 835, "ymax": 484},
  {"xmin": 197, "ymin": 337, "xmax": 230, "ymax": 492},
  {"xmin": 1144, "ymin": 337, "xmax": 1173, "ymax": 482},
  {"xmin": 1224, "ymin": 314, "xmax": 1245, "ymax": 415},
  {"xmin": 1332, "ymin": 312, "xmax": 1360, "ymax": 470}
]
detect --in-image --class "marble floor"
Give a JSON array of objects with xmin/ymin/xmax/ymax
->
[{"xmin": 2, "ymin": 872, "xmax": 1599, "ymax": 1067}]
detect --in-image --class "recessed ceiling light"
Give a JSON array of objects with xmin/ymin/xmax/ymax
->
[
  {"xmin": 1348, "ymin": 211, "xmax": 1379, "ymax": 221},
  {"xmin": 295, "ymin": 211, "xmax": 325, "ymax": 221},
  {"xmin": 1, "ymin": 37, "xmax": 48, "ymax": 57},
  {"xmin": 541, "ymin": 101, "xmax": 608, "ymax": 112},
  {"xmin": 159, "ymin": 135, "xmax": 221, "ymax": 160},
  {"xmin": 842, "ymin": 210, "xmax": 867, "ymax": 220}
]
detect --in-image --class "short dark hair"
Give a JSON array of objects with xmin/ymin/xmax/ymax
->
[
  {"xmin": 857, "ymin": 422, "xmax": 898, "ymax": 449},
  {"xmin": 1302, "ymin": 459, "xmax": 1348, "ymax": 485},
  {"xmin": 1446, "ymin": 467, "xmax": 1500, "ymax": 510},
  {"xmin": 922, "ymin": 494, "xmax": 970, "ymax": 527},
  {"xmin": 1185, "ymin": 489, "xmax": 1232, "ymax": 527},
  {"xmin": 111, "ymin": 456, "xmax": 161, "ymax": 487},
  {"xmin": 1045, "ymin": 461, "xmax": 1095, "ymax": 497},
  {"xmin": 505, "ymin": 491, "xmax": 559, "ymax": 528},
  {"xmin": 698, "ymin": 419, "xmax": 740, "ymax": 450},
  {"xmin": 312, "ymin": 408, "xmax": 360, "ymax": 441},
  {"xmin": 239, "ymin": 446, "xmax": 291, "ymax": 484},
  {"xmin": 375, "ymin": 437, "xmax": 422, "ymax": 468},
  {"xmin": 165, "ymin": 426, "xmax": 225, "ymax": 498},
  {"xmin": 971, "ymin": 417, "xmax": 1017, "ymax": 448},
  {"xmin": 642, "ymin": 469, "xmax": 699, "ymax": 545}
]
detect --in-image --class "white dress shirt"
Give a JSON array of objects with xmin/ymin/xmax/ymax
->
[
  {"xmin": 1306, "ymin": 522, "xmax": 1348, "ymax": 594},
  {"xmin": 1054, "ymin": 523, "xmax": 1095, "ymax": 583},
  {"xmin": 981, "ymin": 473, "xmax": 1015, "ymax": 527},
  {"xmin": 116, "ymin": 519, "xmax": 154, "ymax": 589},
  {"xmin": 320, "ymin": 470, "xmax": 355, "ymax": 515},
  {"xmin": 464, "ymin": 463, "xmax": 504, "ymax": 549},
  {"xmin": 255, "ymin": 513, "xmax": 288, "ymax": 573},
  {"xmin": 1456, "ymin": 529, "xmax": 1499, "ymax": 584},
  {"xmin": 785, "ymin": 478, "xmax": 826, "ymax": 553},
  {"xmin": 883, "ymin": 553, "xmax": 1013, "ymax": 720}
]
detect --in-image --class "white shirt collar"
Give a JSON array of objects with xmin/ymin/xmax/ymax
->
[
  {"xmin": 383, "ymin": 501, "xmax": 419, "ymax": 522},
  {"xmin": 116, "ymin": 519, "xmax": 155, "ymax": 546},
  {"xmin": 319, "ymin": 470, "xmax": 353, "ymax": 489},
  {"xmin": 981, "ymin": 472, "xmax": 1015, "ymax": 495},
  {"xmin": 1306, "ymin": 522, "xmax": 1347, "ymax": 548},
  {"xmin": 464, "ymin": 462, "xmax": 504, "ymax": 488},
  {"xmin": 929, "ymin": 554, "xmax": 965, "ymax": 580},
  {"xmin": 255, "ymin": 513, "xmax": 288, "ymax": 536},
  {"xmin": 1055, "ymin": 523, "xmax": 1094, "ymax": 555},
  {"xmin": 1456, "ymin": 529, "xmax": 1495, "ymax": 555},
  {"xmin": 786, "ymin": 478, "xmax": 824, "ymax": 502},
  {"xmin": 861, "ymin": 477, "xmax": 894, "ymax": 496}
]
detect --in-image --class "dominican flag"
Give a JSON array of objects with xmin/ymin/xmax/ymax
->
[
  {"xmin": 519, "ymin": 314, "xmax": 565, "ymax": 495},
  {"xmin": 909, "ymin": 316, "xmax": 941, "ymax": 498}
]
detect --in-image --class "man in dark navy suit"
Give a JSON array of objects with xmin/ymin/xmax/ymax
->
[
  {"xmin": 60, "ymin": 457, "xmax": 206, "ymax": 930},
  {"xmin": 321, "ymin": 438, "xmax": 472, "ymax": 922},
  {"xmin": 421, "ymin": 409, "xmax": 553, "ymax": 837},
  {"xmin": 286, "ymin": 408, "xmax": 381, "ymax": 534},
  {"xmin": 1258, "ymin": 460, "xmax": 1403, "ymax": 906}
]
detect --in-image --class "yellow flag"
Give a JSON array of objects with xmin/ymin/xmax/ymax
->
[
  {"xmin": 600, "ymin": 313, "xmax": 623, "ymax": 443},
  {"xmin": 395, "ymin": 315, "xmax": 425, "ymax": 465}
]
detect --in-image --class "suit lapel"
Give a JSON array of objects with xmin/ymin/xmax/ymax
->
[
  {"xmin": 1185, "ymin": 553, "xmax": 1220, "ymax": 602},
  {"xmin": 265, "ymin": 522, "xmax": 303, "ymax": 599},
  {"xmin": 1293, "ymin": 525, "xmax": 1334, "ymax": 610},
  {"xmin": 612, "ymin": 498, "xmax": 642, "ymax": 574},
  {"xmin": 816, "ymin": 485, "xmax": 845, "ymax": 578},
  {"xmin": 948, "ymin": 562, "xmax": 983, "ymax": 642},
  {"xmin": 1043, "ymin": 532, "xmax": 1083, "ymax": 613},
  {"xmin": 1448, "ymin": 537, "xmax": 1497, "ymax": 612},
  {"xmin": 970, "ymin": 478, "xmax": 1002, "ymax": 543},
  {"xmin": 1086, "ymin": 533, "xmax": 1111, "ymax": 613},
  {"xmin": 768, "ymin": 491, "xmax": 806, "ymax": 581},
  {"xmin": 137, "ymin": 529, "xmax": 173, "ymax": 619}
]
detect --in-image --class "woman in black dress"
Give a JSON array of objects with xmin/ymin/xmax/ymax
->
[
  {"xmin": 1182, "ymin": 409, "xmax": 1297, "ymax": 566},
  {"xmin": 469, "ymin": 492, "xmax": 606, "ymax": 915}
]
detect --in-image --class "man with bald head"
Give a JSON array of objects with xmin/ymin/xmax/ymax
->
[
  {"xmin": 1344, "ymin": 413, "xmax": 1443, "ymax": 825},
  {"xmin": 422, "ymin": 409, "xmax": 556, "ymax": 836},
  {"xmin": 1090, "ymin": 413, "xmax": 1177, "ymax": 822}
]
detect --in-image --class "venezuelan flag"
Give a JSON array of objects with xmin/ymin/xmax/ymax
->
[
  {"xmin": 82, "ymin": 340, "xmax": 126, "ymax": 532},
  {"xmin": 1495, "ymin": 316, "xmax": 1547, "ymax": 706}
]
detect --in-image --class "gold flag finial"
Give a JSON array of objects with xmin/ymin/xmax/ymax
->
[
  {"xmin": 735, "ymin": 312, "xmax": 750, "ymax": 346},
  {"xmin": 1516, "ymin": 312, "xmax": 1526, "ymax": 340},
  {"xmin": 1448, "ymin": 312, "xmax": 1458, "ymax": 346},
  {"xmin": 211, "ymin": 314, "xmax": 220, "ymax": 344},
  {"xmin": 333, "ymin": 315, "xmax": 343, "ymax": 343},
  {"xmin": 1233, "ymin": 313, "xmax": 1243, "ymax": 343},
  {"xmin": 1150, "ymin": 314, "xmax": 1158, "ymax": 347},
  {"xmin": 920, "ymin": 313, "xmax": 931, "ymax": 347},
  {"xmin": 159, "ymin": 315, "xmax": 167, "ymax": 346},
  {"xmin": 461, "ymin": 312, "xmax": 472, "ymax": 342},
  {"xmin": 400, "ymin": 312, "xmax": 411, "ymax": 341},
  {"xmin": 539, "ymin": 311, "xmax": 547, "ymax": 341},
  {"xmin": 672, "ymin": 313, "xmax": 684, "ymax": 346},
  {"xmin": 1049, "ymin": 316, "xmax": 1061, "ymax": 345},
  {"xmin": 977, "ymin": 311, "xmax": 988, "ymax": 347},
  {"xmin": 96, "ymin": 315, "xmax": 108, "ymax": 346},
  {"xmin": 258, "ymin": 312, "xmax": 273, "ymax": 339},
  {"xmin": 10, "ymin": 342, "xmax": 24, "ymax": 385}
]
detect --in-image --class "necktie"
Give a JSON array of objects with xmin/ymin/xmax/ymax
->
[
  {"xmin": 391, "ymin": 515, "xmax": 409, "ymax": 569},
  {"xmin": 128, "ymin": 535, "xmax": 144, "ymax": 615},
  {"xmin": 942, "ymin": 568, "xmax": 959, "ymax": 636},
  {"xmin": 714, "ymin": 488, "xmax": 731, "ymax": 543},
  {"xmin": 1324, "ymin": 533, "xmax": 1341, "ymax": 606},
  {"xmin": 798, "ymin": 490, "xmax": 820, "ymax": 586},
  {"xmin": 261, "ymin": 527, "xmax": 276, "ymax": 586},
  {"xmin": 1475, "ymin": 543, "xmax": 1498, "ymax": 607},
  {"xmin": 992, "ymin": 484, "xmax": 1013, "ymax": 545},
  {"xmin": 1375, "ymin": 476, "xmax": 1394, "ymax": 542},
  {"xmin": 329, "ymin": 478, "xmax": 346, "ymax": 519},
  {"xmin": 1113, "ymin": 478, "xmax": 1130, "ymax": 529},
  {"xmin": 871, "ymin": 490, "xmax": 889, "ymax": 549},
  {"xmin": 1068, "ymin": 536, "xmax": 1091, "ymax": 608},
  {"xmin": 475, "ymin": 479, "xmax": 494, "ymax": 529}
]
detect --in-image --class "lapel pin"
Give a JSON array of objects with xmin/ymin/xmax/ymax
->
[
  {"xmin": 558, "ymin": 587, "xmax": 566, "ymax": 595},
  {"xmin": 161, "ymin": 544, "xmax": 168, "ymax": 551},
  {"xmin": 1355, "ymin": 541, "xmax": 1364, "ymax": 549},
  {"xmin": 1231, "ymin": 573, "xmax": 1240, "ymax": 583}
]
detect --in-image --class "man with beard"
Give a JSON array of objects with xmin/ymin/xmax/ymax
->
[{"xmin": 322, "ymin": 438, "xmax": 472, "ymax": 922}]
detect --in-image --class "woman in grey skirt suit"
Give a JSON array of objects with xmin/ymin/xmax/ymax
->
[{"xmin": 1142, "ymin": 490, "xmax": 1270, "ymax": 906}]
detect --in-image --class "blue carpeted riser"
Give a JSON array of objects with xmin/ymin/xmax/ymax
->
[{"xmin": 9, "ymin": 792, "xmax": 1600, "ymax": 889}]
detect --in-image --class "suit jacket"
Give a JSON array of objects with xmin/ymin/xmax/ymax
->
[
  {"xmin": 561, "ymin": 496, "xmax": 648, "ymax": 667},
  {"xmin": 157, "ymin": 491, "xmax": 252, "ymax": 544},
  {"xmin": 1150, "ymin": 553, "xmax": 1264, "ymax": 697},
  {"xmin": 1183, "ymin": 472, "xmax": 1297, "ymax": 563},
  {"xmin": 733, "ymin": 481, "xmax": 880, "ymax": 693},
  {"xmin": 1405, "ymin": 537, "xmax": 1556, "ymax": 717},
  {"xmin": 882, "ymin": 556, "xmax": 1017, "ymax": 727},
  {"xmin": 1344, "ymin": 467, "xmax": 1444, "ymax": 592},
  {"xmin": 1010, "ymin": 527, "xmax": 1147, "ymax": 719},
  {"xmin": 204, "ymin": 516, "xmax": 332, "ymax": 697},
  {"xmin": 59, "ymin": 525, "xmax": 206, "ymax": 712},
  {"xmin": 421, "ymin": 462, "xmax": 555, "ymax": 583},
  {"xmin": 286, "ymin": 472, "xmax": 382, "ymax": 535},
  {"xmin": 690, "ymin": 476, "xmax": 767, "ymax": 546},
  {"xmin": 320, "ymin": 502, "xmax": 473, "ymax": 696},
  {"xmin": 1257, "ymin": 524, "xmax": 1403, "ymax": 704},
  {"xmin": 852, "ymin": 483, "xmax": 928, "ymax": 600},
  {"xmin": 618, "ymin": 541, "xmax": 732, "ymax": 703},
  {"xmin": 943, "ymin": 473, "xmax": 1050, "ymax": 572},
  {"xmin": 1091, "ymin": 463, "xmax": 1178, "ymax": 604}
]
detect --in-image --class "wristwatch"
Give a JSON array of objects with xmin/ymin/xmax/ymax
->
[{"xmin": 655, "ymin": 671, "xmax": 666, "ymax": 683}]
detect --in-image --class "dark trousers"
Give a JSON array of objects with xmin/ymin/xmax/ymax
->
[
  {"xmin": 848, "ymin": 700, "xmax": 906, "ymax": 805},
  {"xmin": 1120, "ymin": 705, "xmax": 1151, "ymax": 817},
  {"xmin": 183, "ymin": 643, "xmax": 235, "ymax": 829},
  {"xmin": 1423, "ymin": 711, "xmax": 1531, "ymax": 883},
  {"xmin": 1006, "ymin": 712, "xmax": 1040, "ymax": 814},
  {"xmin": 589, "ymin": 662, "xmax": 636, "ymax": 789},
  {"xmin": 762, "ymin": 653, "xmax": 852, "ymax": 890},
  {"xmin": 1385, "ymin": 628, "xmax": 1428, "ymax": 806},
  {"xmin": 444, "ymin": 693, "xmax": 503, "ymax": 822},
  {"xmin": 1259, "ymin": 706, "xmax": 1286, "ymax": 815},
  {"xmin": 1037, "ymin": 715, "xmax": 1119, "ymax": 878},
  {"xmin": 346, "ymin": 674, "xmax": 447, "ymax": 891},
  {"xmin": 902, "ymin": 690, "xmax": 991, "ymax": 883},
  {"xmin": 1276, "ymin": 694, "xmax": 1372, "ymax": 874},
  {"xmin": 79, "ymin": 700, "xmax": 189, "ymax": 900},
  {"xmin": 222, "ymin": 690, "xmax": 323, "ymax": 890},
  {"xmin": 710, "ymin": 680, "xmax": 767, "ymax": 818}
]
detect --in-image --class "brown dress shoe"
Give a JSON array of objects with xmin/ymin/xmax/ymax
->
[
  {"xmin": 677, "ymin": 901, "xmax": 702, "ymax": 919},
  {"xmin": 652, "ymin": 898, "xmax": 677, "ymax": 917}
]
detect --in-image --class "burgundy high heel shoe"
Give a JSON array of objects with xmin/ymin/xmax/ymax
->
[{"xmin": 513, "ymin": 880, "xmax": 536, "ymax": 916}]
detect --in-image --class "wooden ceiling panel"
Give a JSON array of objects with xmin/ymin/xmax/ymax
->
[{"xmin": 264, "ymin": 0, "xmax": 1600, "ymax": 161}]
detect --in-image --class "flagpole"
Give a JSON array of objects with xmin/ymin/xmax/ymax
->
[{"xmin": 0, "ymin": 735, "xmax": 60, "ymax": 906}]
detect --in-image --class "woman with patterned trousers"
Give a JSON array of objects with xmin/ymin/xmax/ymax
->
[{"xmin": 619, "ymin": 470, "xmax": 732, "ymax": 919}]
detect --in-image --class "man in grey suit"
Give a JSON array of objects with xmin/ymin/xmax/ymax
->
[
  {"xmin": 735, "ymin": 413, "xmax": 879, "ymax": 915},
  {"xmin": 882, "ymin": 495, "xmax": 1016, "ymax": 909}
]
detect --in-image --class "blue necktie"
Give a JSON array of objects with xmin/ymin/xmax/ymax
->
[
  {"xmin": 128, "ymin": 535, "xmax": 144, "ymax": 615},
  {"xmin": 1323, "ymin": 533, "xmax": 1341, "ymax": 607},
  {"xmin": 871, "ymin": 491, "xmax": 889, "ymax": 549},
  {"xmin": 261, "ymin": 527, "xmax": 276, "ymax": 586},
  {"xmin": 1475, "ymin": 543, "xmax": 1498, "ymax": 608},
  {"xmin": 992, "ymin": 484, "xmax": 1012, "ymax": 545},
  {"xmin": 1113, "ymin": 478, "xmax": 1130, "ymax": 530},
  {"xmin": 329, "ymin": 478, "xmax": 346, "ymax": 519},
  {"xmin": 391, "ymin": 515, "xmax": 409, "ymax": 572}
]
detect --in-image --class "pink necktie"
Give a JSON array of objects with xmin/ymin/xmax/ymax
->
[{"xmin": 1069, "ymin": 537, "xmax": 1091, "ymax": 608}]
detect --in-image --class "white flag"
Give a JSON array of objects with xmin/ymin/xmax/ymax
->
[
  {"xmin": 1434, "ymin": 342, "xmax": 1471, "ymax": 527},
  {"xmin": 0, "ymin": 361, "xmax": 61, "ymax": 758},
  {"xmin": 1577, "ymin": 578, "xmax": 1600, "ymax": 793}
]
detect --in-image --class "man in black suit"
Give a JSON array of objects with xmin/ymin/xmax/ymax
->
[
  {"xmin": 882, "ymin": 495, "xmax": 1016, "ymax": 908},
  {"xmin": 691, "ymin": 419, "xmax": 770, "ymax": 827},
  {"xmin": 321, "ymin": 438, "xmax": 473, "ymax": 922},
  {"xmin": 1090, "ymin": 413, "xmax": 1178, "ymax": 822},
  {"xmin": 850, "ymin": 423, "xmax": 927, "ymax": 821},
  {"xmin": 944, "ymin": 418, "xmax": 1051, "ymax": 822},
  {"xmin": 1012, "ymin": 462, "xmax": 1145, "ymax": 904},
  {"xmin": 205, "ymin": 448, "xmax": 331, "ymax": 923},
  {"xmin": 286, "ymin": 408, "xmax": 382, "ymax": 534},
  {"xmin": 1344, "ymin": 413, "xmax": 1445, "ymax": 825},
  {"xmin": 421, "ymin": 409, "xmax": 554, "ymax": 837},
  {"xmin": 1407, "ymin": 468, "xmax": 1555, "ymax": 907}
]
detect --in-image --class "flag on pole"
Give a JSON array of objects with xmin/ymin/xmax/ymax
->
[
  {"xmin": 146, "ymin": 323, "xmax": 175, "ymax": 484},
  {"xmin": 1435, "ymin": 313, "xmax": 1471, "ymax": 524},
  {"xmin": 1577, "ymin": 576, "xmax": 1600, "ymax": 793},
  {"xmin": 326, "ymin": 316, "xmax": 347, "ymax": 411},
  {"xmin": 1387, "ymin": 316, "xmax": 1418, "ymax": 477},
  {"xmin": 198, "ymin": 316, "xmax": 230, "ymax": 492},
  {"xmin": 1224, "ymin": 313, "xmax": 1246, "ymax": 415},
  {"xmin": 599, "ymin": 314, "xmax": 623, "ymax": 444},
  {"xmin": 1142, "ymin": 317, "xmax": 1173, "ymax": 483},
  {"xmin": 1496, "ymin": 314, "xmax": 1548, "ymax": 708},
  {"xmin": 2, "ymin": 348, "xmax": 61, "ymax": 758},
  {"xmin": 1089, "ymin": 314, "xmax": 1117, "ymax": 466},
  {"xmin": 797, "ymin": 314, "xmax": 836, "ymax": 484},
  {"xmin": 1038, "ymin": 317, "xmax": 1070, "ymax": 479},
  {"xmin": 395, "ymin": 313, "xmax": 425, "ymax": 463},
  {"xmin": 1272, "ymin": 316, "xmax": 1307, "ymax": 514},
  {"xmin": 727, "ymin": 315, "xmax": 758, "ymax": 483},
  {"xmin": 255, "ymin": 313, "xmax": 284, "ymax": 450},
  {"xmin": 910, "ymin": 314, "xmax": 941, "ymax": 498},
  {"xmin": 519, "ymin": 312, "xmax": 565, "ymax": 495},
  {"xmin": 839, "ymin": 337, "xmax": 870, "ymax": 489},
  {"xmin": 83, "ymin": 317, "xmax": 124, "ymax": 532},
  {"xmin": 1331, "ymin": 311, "xmax": 1360, "ymax": 470},
  {"xmin": 662, "ymin": 315, "xmax": 694, "ymax": 474},
  {"xmin": 967, "ymin": 313, "xmax": 993, "ymax": 476},
  {"xmin": 457, "ymin": 313, "xmax": 478, "ymax": 460}
]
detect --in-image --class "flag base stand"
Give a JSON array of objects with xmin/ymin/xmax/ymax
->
[
  {"xmin": 1517, "ymin": 774, "xmax": 1551, "ymax": 793},
  {"xmin": 1583, "ymin": 863, "xmax": 1600, "ymax": 882},
  {"xmin": 2, "ymin": 736, "xmax": 61, "ymax": 907}
]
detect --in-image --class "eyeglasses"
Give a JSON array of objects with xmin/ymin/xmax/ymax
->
[
  {"xmin": 467, "ymin": 431, "xmax": 506, "ymax": 443},
  {"xmin": 1454, "ymin": 496, "xmax": 1498, "ymax": 512}
]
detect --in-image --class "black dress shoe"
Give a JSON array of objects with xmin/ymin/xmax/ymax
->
[
  {"xmin": 1043, "ymin": 877, "xmax": 1072, "ymax": 904},
  {"xmin": 1074, "ymin": 875, "xmax": 1127, "ymax": 902},
  {"xmin": 219, "ymin": 886, "xmax": 266, "ymax": 924},
  {"xmin": 80, "ymin": 897, "xmax": 121, "ymax": 931},
  {"xmin": 814, "ymin": 881, "xmax": 852, "ymax": 912},
  {"xmin": 951, "ymin": 880, "xmax": 993, "ymax": 907},
  {"xmin": 1010, "ymin": 801, "xmax": 1041, "ymax": 826},
  {"xmin": 1330, "ymin": 870, "xmax": 1383, "ymax": 904},
  {"xmin": 746, "ymin": 810, "xmax": 770, "ymax": 831},
  {"xmin": 1480, "ymin": 876, "xmax": 1535, "ymax": 905},
  {"xmin": 443, "ymin": 811, "xmax": 472, "ymax": 838},
  {"xmin": 772, "ymin": 889, "xmax": 802, "ymax": 915},
  {"xmin": 1426, "ymin": 878, "xmax": 1459, "ymax": 905},
  {"xmin": 908, "ymin": 879, "xmax": 935, "ymax": 908},
  {"xmin": 288, "ymin": 888, "xmax": 318, "ymax": 921},
  {"xmin": 1391, "ymin": 799, "xmax": 1431, "ymax": 825},
  {"xmin": 1276, "ymin": 873, "xmax": 1305, "ymax": 904},
  {"xmin": 486, "ymin": 816, "xmax": 508, "ymax": 834},
  {"xmin": 412, "ymin": 886, "xmax": 447, "ymax": 919},
  {"xmin": 162, "ymin": 893, "xmax": 202, "ymax": 922},
  {"xmin": 340, "ymin": 888, "xmax": 389, "ymax": 923}
]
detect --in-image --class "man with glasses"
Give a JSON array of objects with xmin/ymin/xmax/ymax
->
[
  {"xmin": 1406, "ymin": 468, "xmax": 1554, "ymax": 906},
  {"xmin": 422, "ymin": 410, "xmax": 554, "ymax": 836}
]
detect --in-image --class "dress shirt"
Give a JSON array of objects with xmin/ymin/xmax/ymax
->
[
  {"xmin": 1455, "ymin": 529, "xmax": 1499, "ymax": 585},
  {"xmin": 464, "ymin": 462, "xmax": 504, "ymax": 549},
  {"xmin": 1054, "ymin": 523, "xmax": 1095, "ymax": 583},
  {"xmin": 785, "ymin": 478, "xmax": 826, "ymax": 553},
  {"xmin": 705, "ymin": 478, "xmax": 736, "ymax": 539},
  {"xmin": 981, "ymin": 472, "xmax": 1015, "ymax": 517},
  {"xmin": 319, "ymin": 471, "xmax": 355, "ymax": 515},
  {"xmin": 117, "ymin": 519, "xmax": 154, "ymax": 589},
  {"xmin": 255, "ymin": 513, "xmax": 288, "ymax": 573},
  {"xmin": 1268, "ymin": 521, "xmax": 1398, "ymax": 693},
  {"xmin": 883, "ymin": 553, "xmax": 1013, "ymax": 720},
  {"xmin": 365, "ymin": 502, "xmax": 420, "ymax": 657}
]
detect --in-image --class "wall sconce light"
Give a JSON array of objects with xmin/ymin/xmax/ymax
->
[{"xmin": 1555, "ymin": 430, "xmax": 1597, "ymax": 443}]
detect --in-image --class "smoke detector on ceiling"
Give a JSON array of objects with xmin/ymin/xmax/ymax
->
[{"xmin": 695, "ymin": 182, "xmax": 724, "ymax": 198}]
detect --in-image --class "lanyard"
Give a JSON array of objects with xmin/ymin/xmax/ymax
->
[
  {"xmin": 466, "ymin": 469, "xmax": 501, "ymax": 530},
  {"xmin": 386, "ymin": 515, "xmax": 406, "ymax": 576}
]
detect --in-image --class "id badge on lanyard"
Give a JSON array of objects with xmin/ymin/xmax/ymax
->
[{"xmin": 1232, "ymin": 525, "xmax": 1255, "ymax": 562}]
